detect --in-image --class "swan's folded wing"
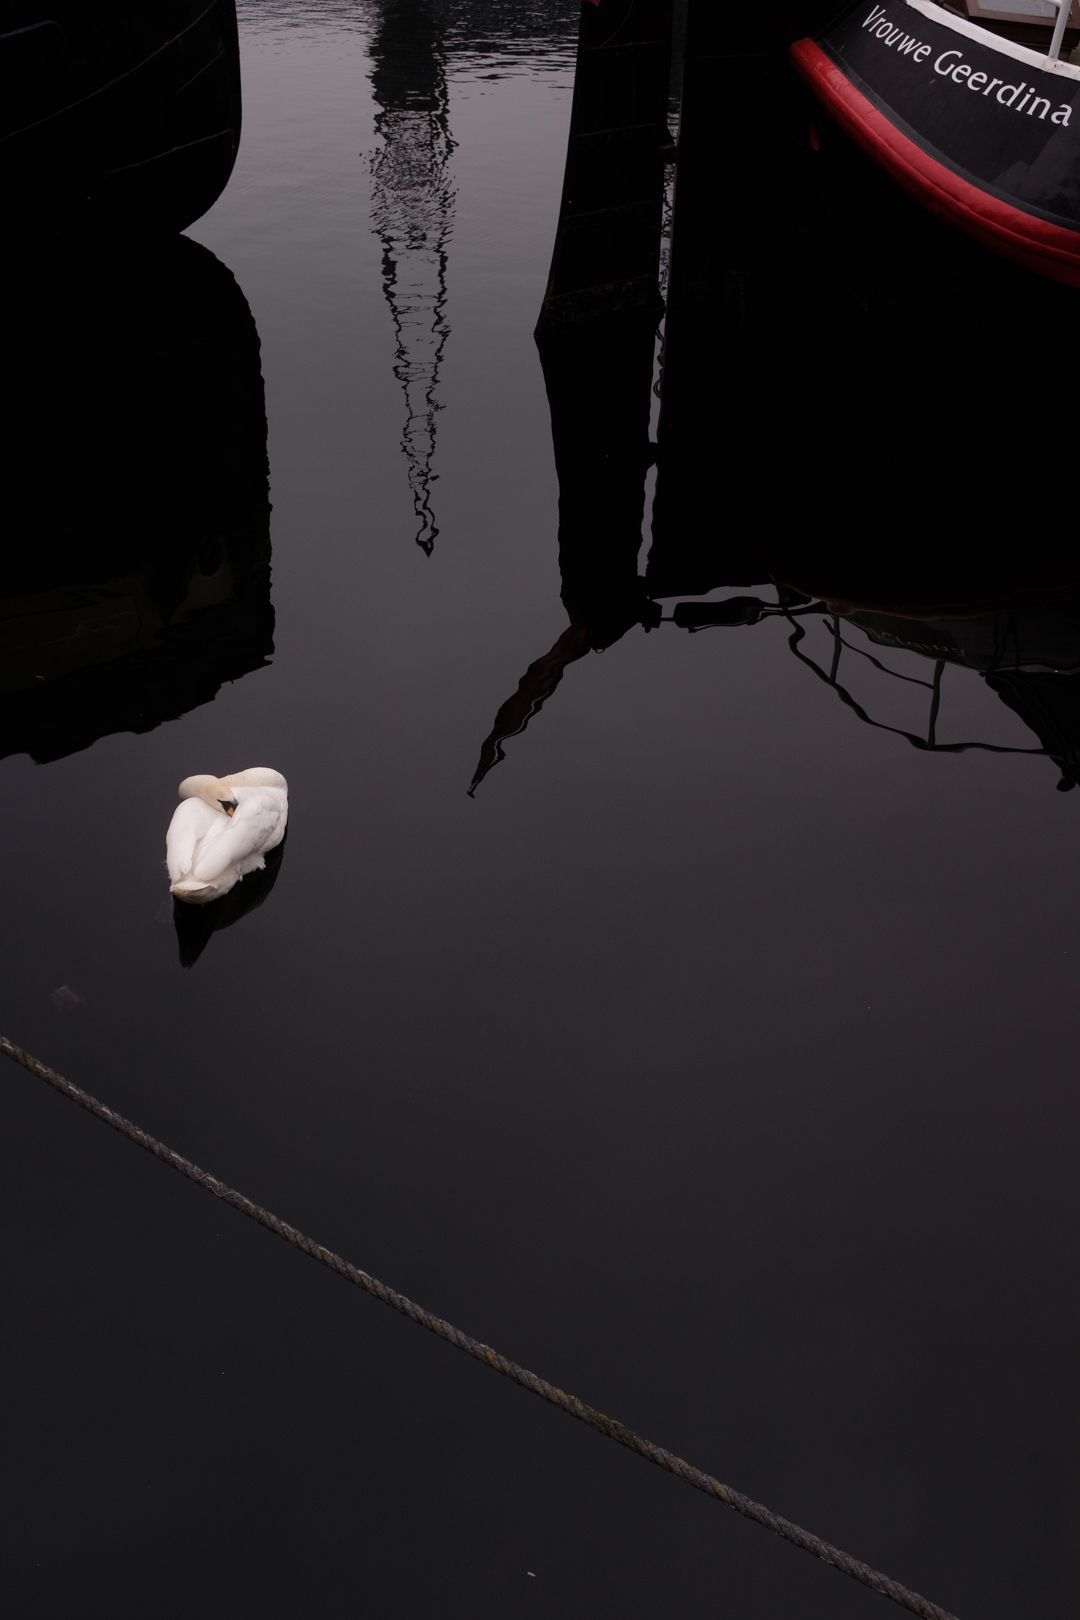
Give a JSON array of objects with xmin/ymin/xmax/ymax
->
[
  {"xmin": 166, "ymin": 798, "xmax": 222, "ymax": 883},
  {"xmin": 188, "ymin": 791, "xmax": 281, "ymax": 883}
]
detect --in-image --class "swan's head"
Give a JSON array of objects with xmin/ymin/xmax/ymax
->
[{"xmin": 178, "ymin": 774, "xmax": 239, "ymax": 815}]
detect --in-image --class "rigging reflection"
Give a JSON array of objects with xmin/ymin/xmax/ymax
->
[
  {"xmin": 2, "ymin": 235, "xmax": 273, "ymax": 765},
  {"xmin": 670, "ymin": 574, "xmax": 1080, "ymax": 796},
  {"xmin": 472, "ymin": 366, "xmax": 1080, "ymax": 795},
  {"xmin": 472, "ymin": 287, "xmax": 1080, "ymax": 791},
  {"xmin": 368, "ymin": 0, "xmax": 457, "ymax": 556}
]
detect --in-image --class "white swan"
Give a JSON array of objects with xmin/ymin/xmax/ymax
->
[{"xmin": 166, "ymin": 768, "xmax": 288, "ymax": 905}]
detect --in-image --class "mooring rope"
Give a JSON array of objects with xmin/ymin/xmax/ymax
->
[{"xmin": 2, "ymin": 1032, "xmax": 959, "ymax": 1620}]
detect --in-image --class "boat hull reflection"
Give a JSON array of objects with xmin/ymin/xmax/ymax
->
[{"xmin": 3, "ymin": 235, "xmax": 273, "ymax": 764}]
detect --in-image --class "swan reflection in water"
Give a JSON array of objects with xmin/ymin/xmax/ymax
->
[{"xmin": 173, "ymin": 838, "xmax": 288, "ymax": 969}]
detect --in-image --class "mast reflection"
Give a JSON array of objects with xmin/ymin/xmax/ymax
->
[
  {"xmin": 3, "ymin": 236, "xmax": 273, "ymax": 765},
  {"xmin": 368, "ymin": 0, "xmax": 457, "ymax": 556}
]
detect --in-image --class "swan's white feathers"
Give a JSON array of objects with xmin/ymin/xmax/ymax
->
[
  {"xmin": 166, "ymin": 767, "xmax": 287, "ymax": 904},
  {"xmin": 188, "ymin": 792, "xmax": 280, "ymax": 883},
  {"xmin": 166, "ymin": 798, "xmax": 226, "ymax": 884}
]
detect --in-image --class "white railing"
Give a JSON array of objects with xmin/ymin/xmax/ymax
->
[
  {"xmin": 965, "ymin": 2, "xmax": 1074, "ymax": 62},
  {"xmin": 1048, "ymin": 0, "xmax": 1071, "ymax": 60}
]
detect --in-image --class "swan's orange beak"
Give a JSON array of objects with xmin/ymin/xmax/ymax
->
[{"xmin": 219, "ymin": 798, "xmax": 238, "ymax": 817}]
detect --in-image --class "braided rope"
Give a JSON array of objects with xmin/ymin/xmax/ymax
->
[{"xmin": 2, "ymin": 1033, "xmax": 959, "ymax": 1620}]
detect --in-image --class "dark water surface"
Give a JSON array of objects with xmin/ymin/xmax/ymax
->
[{"xmin": 3, "ymin": 5, "xmax": 1078, "ymax": 1617}]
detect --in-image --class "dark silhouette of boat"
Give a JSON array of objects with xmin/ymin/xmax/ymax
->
[
  {"xmin": 471, "ymin": 51, "xmax": 1080, "ymax": 797},
  {"xmin": 2, "ymin": 1, "xmax": 241, "ymax": 235}
]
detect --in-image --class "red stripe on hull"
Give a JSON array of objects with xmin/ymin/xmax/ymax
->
[{"xmin": 790, "ymin": 36, "xmax": 1080, "ymax": 287}]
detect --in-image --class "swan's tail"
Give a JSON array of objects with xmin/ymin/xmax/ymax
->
[{"xmin": 170, "ymin": 878, "xmax": 215, "ymax": 904}]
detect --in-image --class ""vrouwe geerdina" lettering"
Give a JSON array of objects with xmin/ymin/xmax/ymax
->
[{"xmin": 861, "ymin": 4, "xmax": 1074, "ymax": 125}]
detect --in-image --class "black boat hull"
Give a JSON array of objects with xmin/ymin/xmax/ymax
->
[{"xmin": 792, "ymin": 1, "xmax": 1080, "ymax": 285}]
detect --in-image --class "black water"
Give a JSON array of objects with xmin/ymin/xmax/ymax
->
[{"xmin": 3, "ymin": 5, "xmax": 1078, "ymax": 1617}]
